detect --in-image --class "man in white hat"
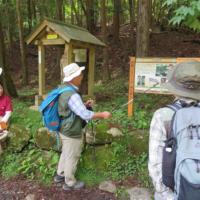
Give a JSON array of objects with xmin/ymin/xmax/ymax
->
[
  {"xmin": 54, "ymin": 63, "xmax": 111, "ymax": 190},
  {"xmin": 148, "ymin": 59, "xmax": 200, "ymax": 200}
]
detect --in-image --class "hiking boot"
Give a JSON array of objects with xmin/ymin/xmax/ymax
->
[
  {"xmin": 54, "ymin": 174, "xmax": 65, "ymax": 182},
  {"xmin": 62, "ymin": 181, "xmax": 85, "ymax": 190}
]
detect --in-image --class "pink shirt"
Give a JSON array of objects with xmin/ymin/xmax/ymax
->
[{"xmin": 0, "ymin": 94, "xmax": 13, "ymax": 117}]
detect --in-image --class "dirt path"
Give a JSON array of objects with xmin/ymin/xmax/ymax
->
[{"xmin": 0, "ymin": 177, "xmax": 121, "ymax": 200}]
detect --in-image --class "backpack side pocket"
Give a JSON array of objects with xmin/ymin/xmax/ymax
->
[{"xmin": 162, "ymin": 137, "xmax": 177, "ymax": 191}]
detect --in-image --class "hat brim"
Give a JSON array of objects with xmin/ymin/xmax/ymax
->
[
  {"xmin": 166, "ymin": 65, "xmax": 200, "ymax": 100},
  {"xmin": 63, "ymin": 66, "xmax": 85, "ymax": 82}
]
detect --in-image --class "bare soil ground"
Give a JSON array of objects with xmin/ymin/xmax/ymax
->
[
  {"xmin": 1, "ymin": 24, "xmax": 200, "ymax": 199},
  {"xmin": 0, "ymin": 175, "xmax": 138, "ymax": 200}
]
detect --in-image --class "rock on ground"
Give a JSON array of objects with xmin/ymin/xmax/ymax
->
[
  {"xmin": 126, "ymin": 187, "xmax": 153, "ymax": 200},
  {"xmin": 25, "ymin": 194, "xmax": 35, "ymax": 200},
  {"xmin": 96, "ymin": 80, "xmax": 102, "ymax": 86},
  {"xmin": 85, "ymin": 124, "xmax": 122, "ymax": 145},
  {"xmin": 6, "ymin": 124, "xmax": 30, "ymax": 152},
  {"xmin": 34, "ymin": 127, "xmax": 85, "ymax": 152},
  {"xmin": 33, "ymin": 127, "xmax": 62, "ymax": 152},
  {"xmin": 29, "ymin": 105, "xmax": 40, "ymax": 112},
  {"xmin": 99, "ymin": 180, "xmax": 116, "ymax": 193}
]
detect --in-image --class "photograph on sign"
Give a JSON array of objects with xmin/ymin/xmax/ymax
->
[
  {"xmin": 134, "ymin": 63, "xmax": 176, "ymax": 94},
  {"xmin": 155, "ymin": 64, "xmax": 173, "ymax": 77}
]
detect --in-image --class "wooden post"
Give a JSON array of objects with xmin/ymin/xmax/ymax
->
[
  {"xmin": 128, "ymin": 57, "xmax": 135, "ymax": 117},
  {"xmin": 88, "ymin": 48, "xmax": 95, "ymax": 96},
  {"xmin": 64, "ymin": 43, "xmax": 73, "ymax": 62},
  {"xmin": 72, "ymin": 53, "xmax": 75, "ymax": 62},
  {"xmin": 38, "ymin": 45, "xmax": 45, "ymax": 96},
  {"xmin": 60, "ymin": 43, "xmax": 73, "ymax": 83}
]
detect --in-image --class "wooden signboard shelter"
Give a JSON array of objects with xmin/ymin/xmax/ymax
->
[{"xmin": 25, "ymin": 17, "xmax": 106, "ymax": 106}]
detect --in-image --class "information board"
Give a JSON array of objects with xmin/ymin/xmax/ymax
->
[
  {"xmin": 128, "ymin": 57, "xmax": 200, "ymax": 116},
  {"xmin": 134, "ymin": 58, "xmax": 177, "ymax": 94},
  {"xmin": 177, "ymin": 57, "xmax": 200, "ymax": 64}
]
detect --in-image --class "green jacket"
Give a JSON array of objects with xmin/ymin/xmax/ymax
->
[{"xmin": 58, "ymin": 82, "xmax": 83, "ymax": 138}]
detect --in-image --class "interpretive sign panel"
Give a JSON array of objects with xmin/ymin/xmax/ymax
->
[
  {"xmin": 177, "ymin": 57, "xmax": 200, "ymax": 64},
  {"xmin": 134, "ymin": 58, "xmax": 177, "ymax": 94},
  {"xmin": 128, "ymin": 57, "xmax": 200, "ymax": 115}
]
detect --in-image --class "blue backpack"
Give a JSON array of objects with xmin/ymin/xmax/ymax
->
[{"xmin": 40, "ymin": 86, "xmax": 76, "ymax": 150}]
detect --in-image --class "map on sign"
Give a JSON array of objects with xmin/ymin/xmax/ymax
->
[{"xmin": 134, "ymin": 62, "xmax": 176, "ymax": 94}]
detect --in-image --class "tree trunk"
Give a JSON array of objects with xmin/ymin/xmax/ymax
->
[
  {"xmin": 57, "ymin": 0, "xmax": 63, "ymax": 21},
  {"xmin": 157, "ymin": 0, "xmax": 163, "ymax": 23},
  {"xmin": 155, "ymin": 1, "xmax": 159, "ymax": 25},
  {"xmin": 4, "ymin": 0, "xmax": 13, "ymax": 53},
  {"xmin": 77, "ymin": 0, "xmax": 80, "ymax": 24},
  {"xmin": 27, "ymin": 0, "xmax": 32, "ymax": 33},
  {"xmin": 93, "ymin": 0, "xmax": 98, "ymax": 29},
  {"xmin": 71, "ymin": 1, "xmax": 74, "ymax": 24},
  {"xmin": 16, "ymin": 0, "xmax": 28, "ymax": 85},
  {"xmin": 129, "ymin": 0, "xmax": 132, "ymax": 19},
  {"xmin": 63, "ymin": 4, "xmax": 65, "ymax": 21},
  {"xmin": 130, "ymin": 0, "xmax": 135, "ymax": 56},
  {"xmin": 113, "ymin": 0, "xmax": 120, "ymax": 41},
  {"xmin": 152, "ymin": 0, "xmax": 156, "ymax": 30},
  {"xmin": 149, "ymin": 0, "xmax": 152, "ymax": 28},
  {"xmin": 80, "ymin": 0, "xmax": 87, "ymax": 23},
  {"xmin": 177, "ymin": 0, "xmax": 181, "ymax": 8},
  {"xmin": 33, "ymin": 1, "xmax": 36, "ymax": 26},
  {"xmin": 100, "ymin": 0, "xmax": 110, "ymax": 82},
  {"xmin": 0, "ymin": 15, "xmax": 17, "ymax": 97},
  {"xmin": 81, "ymin": 3, "xmax": 83, "ymax": 26},
  {"xmin": 56, "ymin": 0, "xmax": 63, "ymax": 70},
  {"xmin": 120, "ymin": 0, "xmax": 125, "ymax": 24},
  {"xmin": 86, "ymin": 0, "xmax": 94, "ymax": 33},
  {"xmin": 136, "ymin": 0, "xmax": 149, "ymax": 57},
  {"xmin": 7, "ymin": 24, "xmax": 13, "ymax": 53},
  {"xmin": 72, "ymin": 0, "xmax": 80, "ymax": 25},
  {"xmin": 161, "ymin": 5, "xmax": 166, "ymax": 24}
]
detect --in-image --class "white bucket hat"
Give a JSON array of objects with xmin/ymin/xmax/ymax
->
[{"xmin": 63, "ymin": 63, "xmax": 85, "ymax": 82}]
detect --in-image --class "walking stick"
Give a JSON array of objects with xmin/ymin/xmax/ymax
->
[
  {"xmin": 95, "ymin": 82, "xmax": 159, "ymax": 124},
  {"xmin": 87, "ymin": 102, "xmax": 98, "ymax": 176},
  {"xmin": 88, "ymin": 82, "xmax": 159, "ymax": 175}
]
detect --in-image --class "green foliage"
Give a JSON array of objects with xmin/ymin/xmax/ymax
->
[
  {"xmin": 0, "ymin": 145, "xmax": 59, "ymax": 184},
  {"xmin": 164, "ymin": 0, "xmax": 200, "ymax": 31},
  {"xmin": 10, "ymin": 98, "xmax": 44, "ymax": 136}
]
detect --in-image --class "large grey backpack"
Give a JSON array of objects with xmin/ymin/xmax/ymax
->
[{"xmin": 163, "ymin": 101, "xmax": 200, "ymax": 200}]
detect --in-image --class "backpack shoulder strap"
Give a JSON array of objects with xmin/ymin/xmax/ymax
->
[
  {"xmin": 163, "ymin": 104, "xmax": 182, "ymax": 139},
  {"xmin": 59, "ymin": 87, "xmax": 76, "ymax": 95},
  {"xmin": 164, "ymin": 104, "xmax": 182, "ymax": 112}
]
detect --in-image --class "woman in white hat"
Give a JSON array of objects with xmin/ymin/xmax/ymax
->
[{"xmin": 54, "ymin": 63, "xmax": 111, "ymax": 190}]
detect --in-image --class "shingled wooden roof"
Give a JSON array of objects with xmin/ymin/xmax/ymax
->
[{"xmin": 26, "ymin": 16, "xmax": 106, "ymax": 47}]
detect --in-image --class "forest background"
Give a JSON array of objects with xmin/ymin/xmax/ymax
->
[
  {"xmin": 1, "ymin": 0, "xmax": 200, "ymax": 94},
  {"xmin": 1, "ymin": 0, "xmax": 200, "ymax": 199}
]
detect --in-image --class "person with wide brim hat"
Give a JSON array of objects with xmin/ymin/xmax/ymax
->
[
  {"xmin": 54, "ymin": 63, "xmax": 111, "ymax": 190},
  {"xmin": 148, "ymin": 59, "xmax": 200, "ymax": 200},
  {"xmin": 166, "ymin": 59, "xmax": 200, "ymax": 100}
]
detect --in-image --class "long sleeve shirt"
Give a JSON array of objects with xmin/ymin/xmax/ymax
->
[
  {"xmin": 148, "ymin": 97, "xmax": 198, "ymax": 200},
  {"xmin": 68, "ymin": 93, "xmax": 94, "ymax": 121}
]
